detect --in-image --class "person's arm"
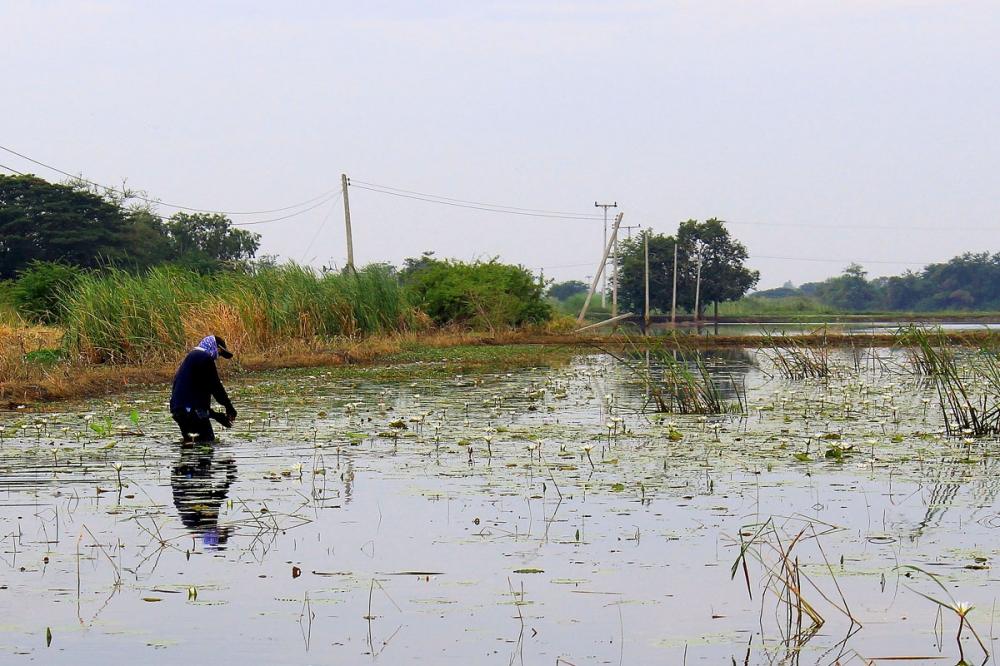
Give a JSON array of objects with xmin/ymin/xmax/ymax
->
[{"xmin": 207, "ymin": 359, "xmax": 237, "ymax": 419}]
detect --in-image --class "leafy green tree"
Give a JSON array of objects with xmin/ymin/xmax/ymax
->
[
  {"xmin": 547, "ymin": 280, "xmax": 589, "ymax": 301},
  {"xmin": 814, "ymin": 264, "xmax": 880, "ymax": 310},
  {"xmin": 165, "ymin": 213, "xmax": 260, "ymax": 269},
  {"xmin": 617, "ymin": 232, "xmax": 679, "ymax": 314},
  {"xmin": 675, "ymin": 219, "xmax": 759, "ymax": 316},
  {"xmin": 617, "ymin": 220, "xmax": 758, "ymax": 316},
  {"xmin": 0, "ymin": 175, "xmax": 132, "ymax": 278}
]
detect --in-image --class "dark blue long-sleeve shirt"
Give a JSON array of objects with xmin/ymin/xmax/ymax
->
[{"xmin": 169, "ymin": 349, "xmax": 233, "ymax": 415}]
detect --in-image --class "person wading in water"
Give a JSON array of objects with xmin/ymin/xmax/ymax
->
[{"xmin": 170, "ymin": 335, "xmax": 238, "ymax": 442}]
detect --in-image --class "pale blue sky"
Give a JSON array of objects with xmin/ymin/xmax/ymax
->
[{"xmin": 3, "ymin": 1, "xmax": 998, "ymax": 287}]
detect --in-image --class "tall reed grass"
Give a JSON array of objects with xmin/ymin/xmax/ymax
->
[
  {"xmin": 758, "ymin": 329, "xmax": 832, "ymax": 379},
  {"xmin": 901, "ymin": 327, "xmax": 1000, "ymax": 436},
  {"xmin": 62, "ymin": 264, "xmax": 415, "ymax": 363}
]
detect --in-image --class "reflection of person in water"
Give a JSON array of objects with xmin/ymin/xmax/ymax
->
[{"xmin": 171, "ymin": 444, "xmax": 237, "ymax": 549}]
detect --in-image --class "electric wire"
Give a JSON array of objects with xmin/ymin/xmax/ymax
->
[
  {"xmin": 300, "ymin": 192, "xmax": 343, "ymax": 261},
  {"xmin": 351, "ymin": 183, "xmax": 604, "ymax": 220},
  {"xmin": 750, "ymin": 253, "xmax": 931, "ymax": 266},
  {"xmin": 726, "ymin": 219, "xmax": 1000, "ymax": 233},
  {"xmin": 0, "ymin": 162, "xmax": 25, "ymax": 175},
  {"xmin": 230, "ymin": 191, "xmax": 342, "ymax": 226},
  {"xmin": 0, "ymin": 143, "xmax": 338, "ymax": 216},
  {"xmin": 351, "ymin": 178, "xmax": 604, "ymax": 219}
]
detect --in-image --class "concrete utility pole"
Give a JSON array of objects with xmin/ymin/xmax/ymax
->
[
  {"xmin": 694, "ymin": 257, "xmax": 703, "ymax": 322},
  {"xmin": 578, "ymin": 212, "xmax": 624, "ymax": 324},
  {"xmin": 341, "ymin": 173, "xmax": 355, "ymax": 273},
  {"xmin": 643, "ymin": 229, "xmax": 650, "ymax": 332},
  {"xmin": 595, "ymin": 201, "xmax": 617, "ymax": 306},
  {"xmin": 670, "ymin": 243, "xmax": 678, "ymax": 325},
  {"xmin": 621, "ymin": 224, "xmax": 641, "ymax": 239},
  {"xmin": 612, "ymin": 239, "xmax": 618, "ymax": 317},
  {"xmin": 610, "ymin": 225, "xmax": 640, "ymax": 319}
]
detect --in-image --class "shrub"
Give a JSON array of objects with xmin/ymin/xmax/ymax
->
[
  {"xmin": 402, "ymin": 258, "xmax": 550, "ymax": 332},
  {"xmin": 12, "ymin": 261, "xmax": 82, "ymax": 323}
]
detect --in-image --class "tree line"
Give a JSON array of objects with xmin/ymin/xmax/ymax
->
[
  {"xmin": 759, "ymin": 256, "xmax": 1000, "ymax": 312},
  {"xmin": 547, "ymin": 219, "xmax": 760, "ymax": 317},
  {"xmin": 0, "ymin": 174, "xmax": 261, "ymax": 278},
  {"xmin": 0, "ymin": 174, "xmax": 552, "ymax": 329}
]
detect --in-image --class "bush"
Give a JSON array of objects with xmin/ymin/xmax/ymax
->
[
  {"xmin": 12, "ymin": 261, "xmax": 82, "ymax": 323},
  {"xmin": 402, "ymin": 258, "xmax": 550, "ymax": 332}
]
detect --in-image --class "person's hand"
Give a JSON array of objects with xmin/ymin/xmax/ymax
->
[
  {"xmin": 210, "ymin": 409, "xmax": 234, "ymax": 429},
  {"xmin": 226, "ymin": 406, "xmax": 238, "ymax": 423}
]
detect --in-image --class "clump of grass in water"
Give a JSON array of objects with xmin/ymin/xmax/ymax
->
[
  {"xmin": 903, "ymin": 327, "xmax": 1000, "ymax": 436},
  {"xmin": 602, "ymin": 334, "xmax": 745, "ymax": 415},
  {"xmin": 758, "ymin": 328, "xmax": 831, "ymax": 380}
]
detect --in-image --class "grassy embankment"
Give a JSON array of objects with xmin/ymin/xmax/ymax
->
[
  {"xmin": 0, "ymin": 265, "xmax": 580, "ymax": 405},
  {"xmin": 4, "ymin": 265, "xmax": 1000, "ymax": 406}
]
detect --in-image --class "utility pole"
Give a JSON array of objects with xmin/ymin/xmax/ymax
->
[
  {"xmin": 595, "ymin": 201, "xmax": 617, "ymax": 307},
  {"xmin": 694, "ymin": 257, "xmax": 703, "ymax": 322},
  {"xmin": 670, "ymin": 243, "xmax": 678, "ymax": 325},
  {"xmin": 612, "ymin": 238, "xmax": 618, "ymax": 317},
  {"xmin": 578, "ymin": 212, "xmax": 624, "ymax": 324},
  {"xmin": 341, "ymin": 173, "xmax": 355, "ymax": 273},
  {"xmin": 643, "ymin": 229, "xmax": 650, "ymax": 332},
  {"xmin": 621, "ymin": 224, "xmax": 641, "ymax": 239},
  {"xmin": 610, "ymin": 224, "xmax": 639, "ymax": 319}
]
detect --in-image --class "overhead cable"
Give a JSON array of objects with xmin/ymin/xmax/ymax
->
[
  {"xmin": 0, "ymin": 143, "xmax": 337, "ymax": 216},
  {"xmin": 351, "ymin": 178, "xmax": 603, "ymax": 219},
  {"xmin": 351, "ymin": 182, "xmax": 603, "ymax": 221}
]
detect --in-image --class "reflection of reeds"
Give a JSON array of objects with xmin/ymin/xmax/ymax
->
[
  {"xmin": 902, "ymin": 327, "xmax": 1000, "ymax": 436},
  {"xmin": 758, "ymin": 329, "xmax": 831, "ymax": 379}
]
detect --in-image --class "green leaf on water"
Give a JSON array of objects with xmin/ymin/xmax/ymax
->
[
  {"xmin": 513, "ymin": 568, "xmax": 544, "ymax": 574},
  {"xmin": 46, "ymin": 627, "xmax": 52, "ymax": 647},
  {"xmin": 129, "ymin": 409, "xmax": 140, "ymax": 427},
  {"xmin": 610, "ymin": 483, "xmax": 625, "ymax": 492},
  {"xmin": 793, "ymin": 452, "xmax": 812, "ymax": 462}
]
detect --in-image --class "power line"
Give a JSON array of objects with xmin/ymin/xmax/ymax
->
[
  {"xmin": 351, "ymin": 178, "xmax": 603, "ymax": 219},
  {"xmin": 0, "ymin": 163, "xmax": 24, "ymax": 175},
  {"xmin": 0, "ymin": 143, "xmax": 338, "ymax": 216},
  {"xmin": 351, "ymin": 182, "xmax": 604, "ymax": 221},
  {"xmin": 750, "ymin": 253, "xmax": 932, "ymax": 266},
  {"xmin": 300, "ymin": 192, "xmax": 343, "ymax": 261},
  {"xmin": 230, "ymin": 192, "xmax": 342, "ymax": 226},
  {"xmin": 726, "ymin": 218, "xmax": 1000, "ymax": 233}
]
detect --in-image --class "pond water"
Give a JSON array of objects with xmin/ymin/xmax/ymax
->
[
  {"xmin": 1, "ymin": 349, "xmax": 999, "ymax": 664},
  {"xmin": 646, "ymin": 321, "xmax": 1000, "ymax": 337}
]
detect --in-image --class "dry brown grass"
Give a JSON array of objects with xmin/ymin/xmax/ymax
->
[
  {"xmin": 2, "ymin": 326, "xmax": 997, "ymax": 408},
  {"xmin": 0, "ymin": 328, "xmax": 559, "ymax": 406}
]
